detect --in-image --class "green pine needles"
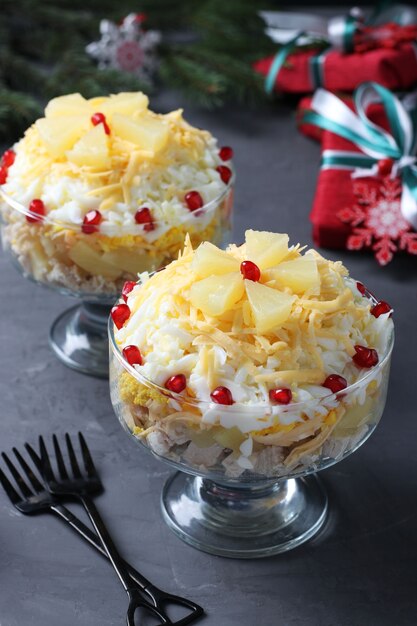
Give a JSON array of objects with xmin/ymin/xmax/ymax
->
[{"xmin": 0, "ymin": 0, "xmax": 275, "ymax": 141}]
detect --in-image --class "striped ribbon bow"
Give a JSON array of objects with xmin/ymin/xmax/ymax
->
[{"xmin": 301, "ymin": 82, "xmax": 417, "ymax": 230}]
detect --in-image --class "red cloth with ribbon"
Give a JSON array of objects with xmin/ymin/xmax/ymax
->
[
  {"xmin": 254, "ymin": 43, "xmax": 417, "ymax": 94},
  {"xmin": 297, "ymin": 98, "xmax": 417, "ymax": 264}
]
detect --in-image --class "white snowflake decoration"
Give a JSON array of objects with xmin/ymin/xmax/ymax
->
[
  {"xmin": 86, "ymin": 13, "xmax": 161, "ymax": 84},
  {"xmin": 337, "ymin": 178, "xmax": 417, "ymax": 265},
  {"xmin": 366, "ymin": 197, "xmax": 409, "ymax": 240}
]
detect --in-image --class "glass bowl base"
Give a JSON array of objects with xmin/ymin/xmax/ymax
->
[
  {"xmin": 161, "ymin": 472, "xmax": 328, "ymax": 559},
  {"xmin": 49, "ymin": 302, "xmax": 111, "ymax": 378}
]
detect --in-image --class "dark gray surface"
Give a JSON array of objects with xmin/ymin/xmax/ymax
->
[{"xmin": 1, "ymin": 91, "xmax": 416, "ymax": 626}]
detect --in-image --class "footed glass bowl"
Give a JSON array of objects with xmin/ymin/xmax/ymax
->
[
  {"xmin": 109, "ymin": 314, "xmax": 393, "ymax": 559},
  {"xmin": 0, "ymin": 182, "xmax": 233, "ymax": 377}
]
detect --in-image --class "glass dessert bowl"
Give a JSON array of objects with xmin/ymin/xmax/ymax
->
[
  {"xmin": 0, "ymin": 92, "xmax": 234, "ymax": 377},
  {"xmin": 109, "ymin": 231, "xmax": 394, "ymax": 558}
]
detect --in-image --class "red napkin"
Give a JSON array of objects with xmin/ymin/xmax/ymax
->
[
  {"xmin": 297, "ymin": 100, "xmax": 417, "ymax": 264},
  {"xmin": 254, "ymin": 43, "xmax": 417, "ymax": 95}
]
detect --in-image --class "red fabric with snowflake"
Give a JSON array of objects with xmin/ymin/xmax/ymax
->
[
  {"xmin": 302, "ymin": 102, "xmax": 417, "ymax": 264},
  {"xmin": 254, "ymin": 42, "xmax": 417, "ymax": 95},
  {"xmin": 337, "ymin": 178, "xmax": 417, "ymax": 265}
]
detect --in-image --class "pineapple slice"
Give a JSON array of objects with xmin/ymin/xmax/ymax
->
[
  {"xmin": 334, "ymin": 396, "xmax": 374, "ymax": 436},
  {"xmin": 112, "ymin": 113, "xmax": 169, "ymax": 152},
  {"xmin": 45, "ymin": 93, "xmax": 92, "ymax": 117},
  {"xmin": 67, "ymin": 124, "xmax": 110, "ymax": 170},
  {"xmin": 191, "ymin": 242, "xmax": 240, "ymax": 278},
  {"xmin": 264, "ymin": 256, "xmax": 320, "ymax": 294},
  {"xmin": 245, "ymin": 280, "xmax": 295, "ymax": 333},
  {"xmin": 28, "ymin": 242, "xmax": 49, "ymax": 281},
  {"xmin": 69, "ymin": 241, "xmax": 122, "ymax": 279},
  {"xmin": 189, "ymin": 272, "xmax": 244, "ymax": 316},
  {"xmin": 88, "ymin": 97, "xmax": 107, "ymax": 108},
  {"xmin": 245, "ymin": 230, "xmax": 289, "ymax": 270},
  {"xmin": 36, "ymin": 116, "xmax": 90, "ymax": 157},
  {"xmin": 99, "ymin": 92, "xmax": 149, "ymax": 118},
  {"xmin": 101, "ymin": 249, "xmax": 157, "ymax": 274},
  {"xmin": 189, "ymin": 429, "xmax": 217, "ymax": 448},
  {"xmin": 213, "ymin": 427, "xmax": 246, "ymax": 452}
]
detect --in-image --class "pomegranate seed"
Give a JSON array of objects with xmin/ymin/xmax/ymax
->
[
  {"xmin": 122, "ymin": 345, "xmax": 143, "ymax": 366},
  {"xmin": 134, "ymin": 207, "xmax": 152, "ymax": 223},
  {"xmin": 352, "ymin": 345, "xmax": 379, "ymax": 368},
  {"xmin": 135, "ymin": 207, "xmax": 155, "ymax": 231},
  {"xmin": 377, "ymin": 158, "xmax": 394, "ymax": 176},
  {"xmin": 26, "ymin": 199, "xmax": 45, "ymax": 223},
  {"xmin": 122, "ymin": 281, "xmax": 136, "ymax": 302},
  {"xmin": 2, "ymin": 149, "xmax": 16, "ymax": 167},
  {"xmin": 82, "ymin": 209, "xmax": 102, "ymax": 234},
  {"xmin": 0, "ymin": 166, "xmax": 8, "ymax": 185},
  {"xmin": 240, "ymin": 260, "xmax": 261, "ymax": 282},
  {"xmin": 91, "ymin": 112, "xmax": 105, "ymax": 125},
  {"xmin": 185, "ymin": 191, "xmax": 204, "ymax": 212},
  {"xmin": 371, "ymin": 300, "xmax": 392, "ymax": 318},
  {"xmin": 111, "ymin": 303, "xmax": 130, "ymax": 329},
  {"xmin": 219, "ymin": 146, "xmax": 233, "ymax": 161},
  {"xmin": 211, "ymin": 386, "xmax": 234, "ymax": 405},
  {"xmin": 91, "ymin": 112, "xmax": 110, "ymax": 135},
  {"xmin": 165, "ymin": 374, "xmax": 187, "ymax": 393},
  {"xmin": 216, "ymin": 165, "xmax": 232, "ymax": 184},
  {"xmin": 269, "ymin": 388, "xmax": 292, "ymax": 404},
  {"xmin": 356, "ymin": 281, "xmax": 366, "ymax": 295},
  {"xmin": 323, "ymin": 374, "xmax": 347, "ymax": 394}
]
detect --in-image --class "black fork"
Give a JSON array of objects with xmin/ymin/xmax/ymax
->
[
  {"xmin": 40, "ymin": 433, "xmax": 204, "ymax": 626},
  {"xmin": 0, "ymin": 437, "xmax": 203, "ymax": 626}
]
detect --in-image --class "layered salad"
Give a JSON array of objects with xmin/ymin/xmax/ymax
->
[
  {"xmin": 0, "ymin": 92, "xmax": 233, "ymax": 296},
  {"xmin": 110, "ymin": 230, "xmax": 393, "ymax": 478}
]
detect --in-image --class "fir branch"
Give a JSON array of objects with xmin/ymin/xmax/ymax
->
[
  {"xmin": 132, "ymin": 0, "xmax": 197, "ymax": 31},
  {"xmin": 0, "ymin": 49, "xmax": 45, "ymax": 95},
  {"xmin": 0, "ymin": 89, "xmax": 41, "ymax": 141},
  {"xmin": 161, "ymin": 44, "xmax": 265, "ymax": 107},
  {"xmin": 191, "ymin": 0, "xmax": 275, "ymax": 60},
  {"xmin": 45, "ymin": 51, "xmax": 150, "ymax": 99},
  {"xmin": 160, "ymin": 54, "xmax": 227, "ymax": 108},
  {"xmin": 0, "ymin": 0, "xmax": 275, "ymax": 130}
]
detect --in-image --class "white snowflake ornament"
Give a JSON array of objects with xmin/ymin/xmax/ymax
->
[
  {"xmin": 86, "ymin": 13, "xmax": 161, "ymax": 84},
  {"xmin": 337, "ymin": 178, "xmax": 417, "ymax": 265}
]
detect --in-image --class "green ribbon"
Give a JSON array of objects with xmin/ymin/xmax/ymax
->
[
  {"xmin": 321, "ymin": 152, "xmax": 376, "ymax": 169},
  {"xmin": 301, "ymin": 81, "xmax": 417, "ymax": 229},
  {"xmin": 265, "ymin": 33, "xmax": 306, "ymax": 95},
  {"xmin": 342, "ymin": 14, "xmax": 357, "ymax": 52},
  {"xmin": 309, "ymin": 48, "xmax": 329, "ymax": 88}
]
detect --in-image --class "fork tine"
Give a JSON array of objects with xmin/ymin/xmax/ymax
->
[
  {"xmin": 24, "ymin": 442, "xmax": 42, "ymax": 473},
  {"xmin": 1, "ymin": 453, "xmax": 33, "ymax": 498},
  {"xmin": 12, "ymin": 448, "xmax": 44, "ymax": 493},
  {"xmin": 39, "ymin": 436, "xmax": 55, "ymax": 482},
  {"xmin": 0, "ymin": 467, "xmax": 21, "ymax": 504},
  {"xmin": 53, "ymin": 434, "xmax": 69, "ymax": 480},
  {"xmin": 65, "ymin": 433, "xmax": 82, "ymax": 479},
  {"xmin": 78, "ymin": 433, "xmax": 98, "ymax": 479}
]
